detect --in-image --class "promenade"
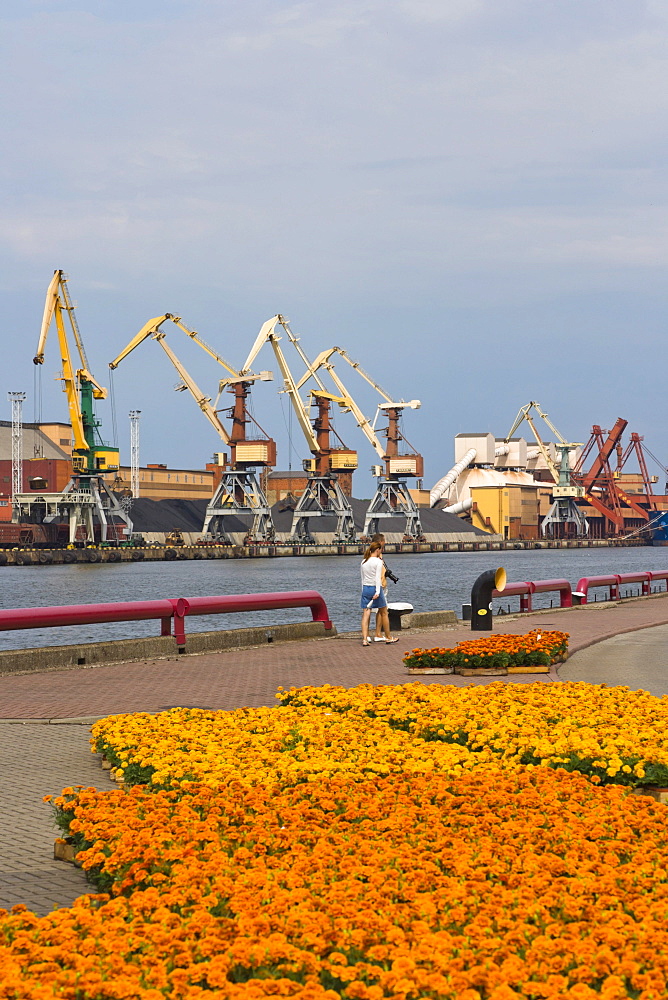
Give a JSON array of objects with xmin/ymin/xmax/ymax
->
[{"xmin": 2, "ymin": 591, "xmax": 668, "ymax": 915}]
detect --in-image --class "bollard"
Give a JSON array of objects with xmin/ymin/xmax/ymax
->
[
  {"xmin": 461, "ymin": 603, "xmax": 472, "ymax": 621},
  {"xmin": 470, "ymin": 567, "xmax": 506, "ymax": 631}
]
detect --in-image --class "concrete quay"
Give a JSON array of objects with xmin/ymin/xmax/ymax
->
[
  {"xmin": 2, "ymin": 591, "xmax": 668, "ymax": 916},
  {"xmin": 0, "ymin": 535, "xmax": 640, "ymax": 566}
]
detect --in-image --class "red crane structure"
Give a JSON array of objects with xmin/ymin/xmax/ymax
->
[{"xmin": 572, "ymin": 418, "xmax": 656, "ymax": 535}]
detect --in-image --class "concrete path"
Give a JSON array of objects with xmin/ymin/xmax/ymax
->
[
  {"xmin": 3, "ymin": 592, "xmax": 668, "ymax": 917},
  {"xmin": 562, "ymin": 622, "xmax": 668, "ymax": 696}
]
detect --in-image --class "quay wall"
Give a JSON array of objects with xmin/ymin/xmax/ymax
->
[{"xmin": 0, "ymin": 537, "xmax": 641, "ymax": 567}]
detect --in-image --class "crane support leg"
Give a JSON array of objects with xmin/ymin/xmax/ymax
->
[
  {"xmin": 288, "ymin": 476, "xmax": 357, "ymax": 543},
  {"xmin": 363, "ymin": 480, "xmax": 424, "ymax": 541},
  {"xmin": 541, "ymin": 498, "xmax": 589, "ymax": 538},
  {"xmin": 202, "ymin": 470, "xmax": 276, "ymax": 543},
  {"xmin": 13, "ymin": 475, "xmax": 133, "ymax": 545}
]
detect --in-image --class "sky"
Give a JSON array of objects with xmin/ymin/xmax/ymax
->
[{"xmin": 1, "ymin": 0, "xmax": 667, "ymax": 495}]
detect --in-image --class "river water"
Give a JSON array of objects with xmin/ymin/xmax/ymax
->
[{"xmin": 0, "ymin": 547, "xmax": 666, "ymax": 651}]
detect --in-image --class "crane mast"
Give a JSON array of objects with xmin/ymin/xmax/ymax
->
[
  {"xmin": 242, "ymin": 316, "xmax": 357, "ymax": 543},
  {"xmin": 109, "ymin": 314, "xmax": 277, "ymax": 543},
  {"xmin": 13, "ymin": 270, "xmax": 133, "ymax": 545}
]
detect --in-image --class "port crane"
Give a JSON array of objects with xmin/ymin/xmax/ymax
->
[
  {"xmin": 13, "ymin": 270, "xmax": 132, "ymax": 545},
  {"xmin": 241, "ymin": 316, "xmax": 358, "ymax": 542},
  {"xmin": 109, "ymin": 315, "xmax": 277, "ymax": 542},
  {"xmin": 505, "ymin": 401, "xmax": 588, "ymax": 537},
  {"xmin": 295, "ymin": 346, "xmax": 424, "ymax": 539},
  {"xmin": 572, "ymin": 419, "xmax": 655, "ymax": 534}
]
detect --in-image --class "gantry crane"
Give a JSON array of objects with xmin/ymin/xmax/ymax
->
[
  {"xmin": 109, "ymin": 314, "xmax": 276, "ymax": 543},
  {"xmin": 241, "ymin": 316, "xmax": 358, "ymax": 542},
  {"xmin": 295, "ymin": 346, "xmax": 424, "ymax": 539},
  {"xmin": 505, "ymin": 401, "xmax": 588, "ymax": 537},
  {"xmin": 13, "ymin": 270, "xmax": 132, "ymax": 544}
]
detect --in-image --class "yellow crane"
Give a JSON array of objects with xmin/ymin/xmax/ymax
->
[
  {"xmin": 14, "ymin": 270, "xmax": 132, "ymax": 545},
  {"xmin": 109, "ymin": 315, "xmax": 277, "ymax": 542},
  {"xmin": 241, "ymin": 315, "xmax": 358, "ymax": 542},
  {"xmin": 295, "ymin": 346, "xmax": 424, "ymax": 539}
]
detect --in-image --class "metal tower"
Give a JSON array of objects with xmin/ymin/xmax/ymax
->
[
  {"xmin": 8, "ymin": 392, "xmax": 26, "ymax": 499},
  {"xmin": 129, "ymin": 410, "xmax": 141, "ymax": 498}
]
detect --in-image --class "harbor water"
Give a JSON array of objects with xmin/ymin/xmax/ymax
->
[{"xmin": 1, "ymin": 547, "xmax": 666, "ymax": 651}]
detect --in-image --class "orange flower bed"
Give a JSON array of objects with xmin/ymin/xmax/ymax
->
[
  {"xmin": 403, "ymin": 629, "xmax": 569, "ymax": 672},
  {"xmin": 2, "ymin": 770, "xmax": 668, "ymax": 998}
]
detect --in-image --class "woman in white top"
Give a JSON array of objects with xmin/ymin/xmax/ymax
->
[{"xmin": 360, "ymin": 541, "xmax": 398, "ymax": 646}]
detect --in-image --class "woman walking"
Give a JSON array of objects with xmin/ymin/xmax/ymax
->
[{"xmin": 360, "ymin": 541, "xmax": 398, "ymax": 646}]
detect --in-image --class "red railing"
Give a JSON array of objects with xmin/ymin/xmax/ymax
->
[
  {"xmin": 493, "ymin": 579, "xmax": 572, "ymax": 612},
  {"xmin": 493, "ymin": 581, "xmax": 533, "ymax": 612},
  {"xmin": 0, "ymin": 590, "xmax": 333, "ymax": 646},
  {"xmin": 574, "ymin": 574, "xmax": 655, "ymax": 604}
]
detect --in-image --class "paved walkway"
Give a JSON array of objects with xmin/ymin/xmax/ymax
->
[
  {"xmin": 3, "ymin": 592, "xmax": 668, "ymax": 917},
  {"xmin": 561, "ymin": 621, "xmax": 668, "ymax": 696}
]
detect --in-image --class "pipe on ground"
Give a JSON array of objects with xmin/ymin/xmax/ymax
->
[{"xmin": 470, "ymin": 567, "xmax": 507, "ymax": 631}]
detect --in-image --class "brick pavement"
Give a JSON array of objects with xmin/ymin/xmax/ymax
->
[
  {"xmin": 0, "ymin": 723, "xmax": 114, "ymax": 916},
  {"xmin": 2, "ymin": 593, "xmax": 668, "ymax": 719},
  {"xmin": 2, "ymin": 591, "xmax": 668, "ymax": 917}
]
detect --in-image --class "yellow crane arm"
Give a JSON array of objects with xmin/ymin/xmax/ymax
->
[
  {"xmin": 295, "ymin": 346, "xmax": 424, "ymax": 461},
  {"xmin": 54, "ymin": 301, "xmax": 88, "ymax": 452},
  {"xmin": 34, "ymin": 271, "xmax": 62, "ymax": 365},
  {"xmin": 505, "ymin": 401, "xmax": 582, "ymax": 484},
  {"xmin": 155, "ymin": 335, "xmax": 231, "ymax": 445},
  {"xmin": 242, "ymin": 316, "xmax": 319, "ymax": 453},
  {"xmin": 168, "ymin": 317, "xmax": 238, "ymax": 379},
  {"xmin": 322, "ymin": 347, "xmax": 394, "ymax": 404},
  {"xmin": 110, "ymin": 317, "xmax": 231, "ymax": 445},
  {"xmin": 297, "ymin": 352, "xmax": 386, "ymax": 460},
  {"xmin": 109, "ymin": 315, "xmax": 172, "ymax": 369},
  {"xmin": 532, "ymin": 401, "xmax": 567, "ymax": 445}
]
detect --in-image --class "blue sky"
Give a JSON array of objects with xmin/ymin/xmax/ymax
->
[{"xmin": 2, "ymin": 0, "xmax": 667, "ymax": 493}]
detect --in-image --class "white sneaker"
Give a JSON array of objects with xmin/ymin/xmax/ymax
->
[{"xmin": 374, "ymin": 637, "xmax": 386, "ymax": 642}]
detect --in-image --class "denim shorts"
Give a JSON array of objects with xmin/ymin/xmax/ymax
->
[{"xmin": 360, "ymin": 585, "xmax": 387, "ymax": 610}]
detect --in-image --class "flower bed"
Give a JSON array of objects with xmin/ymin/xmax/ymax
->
[
  {"xmin": 3, "ymin": 770, "xmax": 668, "ymax": 998},
  {"xmin": 5, "ymin": 681, "xmax": 668, "ymax": 997},
  {"xmin": 91, "ymin": 681, "xmax": 668, "ymax": 790},
  {"xmin": 402, "ymin": 629, "xmax": 569, "ymax": 673}
]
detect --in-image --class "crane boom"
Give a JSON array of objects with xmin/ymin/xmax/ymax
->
[
  {"xmin": 52, "ymin": 299, "xmax": 87, "ymax": 453},
  {"xmin": 242, "ymin": 316, "xmax": 320, "ymax": 453},
  {"xmin": 301, "ymin": 346, "xmax": 395, "ymax": 404},
  {"xmin": 506, "ymin": 401, "xmax": 582, "ymax": 484},
  {"xmin": 109, "ymin": 317, "xmax": 232, "ymax": 446},
  {"xmin": 296, "ymin": 350, "xmax": 386, "ymax": 460},
  {"xmin": 155, "ymin": 335, "xmax": 232, "ymax": 445}
]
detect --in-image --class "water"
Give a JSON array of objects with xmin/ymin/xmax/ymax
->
[{"xmin": 0, "ymin": 547, "xmax": 666, "ymax": 651}]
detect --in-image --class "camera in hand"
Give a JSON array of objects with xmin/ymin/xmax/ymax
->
[{"xmin": 386, "ymin": 569, "xmax": 399, "ymax": 584}]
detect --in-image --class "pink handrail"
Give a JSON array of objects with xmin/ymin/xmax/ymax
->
[
  {"xmin": 0, "ymin": 590, "xmax": 333, "ymax": 646},
  {"xmin": 493, "ymin": 579, "xmax": 572, "ymax": 612},
  {"xmin": 616, "ymin": 572, "xmax": 651, "ymax": 596},
  {"xmin": 574, "ymin": 575, "xmax": 619, "ymax": 604},
  {"xmin": 649, "ymin": 571, "xmax": 668, "ymax": 592},
  {"xmin": 493, "ymin": 581, "xmax": 534, "ymax": 612}
]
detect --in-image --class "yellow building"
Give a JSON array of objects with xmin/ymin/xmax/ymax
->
[{"xmin": 470, "ymin": 484, "xmax": 553, "ymax": 540}]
